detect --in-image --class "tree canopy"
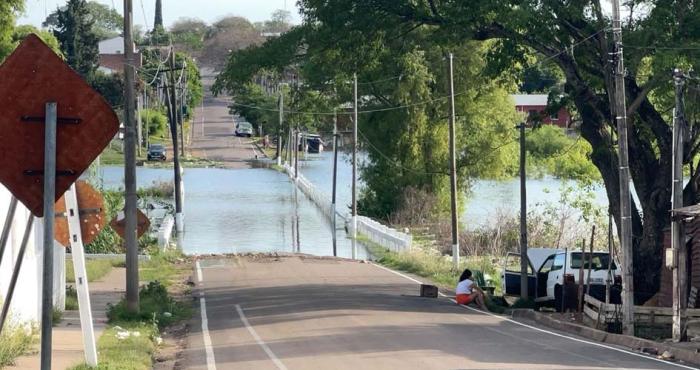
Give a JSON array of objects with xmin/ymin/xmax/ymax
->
[
  {"xmin": 12, "ymin": 25, "xmax": 63, "ymax": 58},
  {"xmin": 0, "ymin": 0, "xmax": 24, "ymax": 62},
  {"xmin": 44, "ymin": 0, "xmax": 122, "ymax": 41},
  {"xmin": 215, "ymin": 1, "xmax": 700, "ymax": 301},
  {"xmin": 51, "ymin": 0, "xmax": 100, "ymax": 80}
]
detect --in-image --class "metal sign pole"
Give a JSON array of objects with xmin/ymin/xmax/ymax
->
[
  {"xmin": 65, "ymin": 184, "xmax": 98, "ymax": 365},
  {"xmin": 40, "ymin": 102, "xmax": 57, "ymax": 370},
  {"xmin": 0, "ymin": 196, "xmax": 18, "ymax": 266},
  {"xmin": 0, "ymin": 215, "xmax": 35, "ymax": 334}
]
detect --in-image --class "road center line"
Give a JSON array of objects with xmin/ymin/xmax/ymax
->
[
  {"xmin": 235, "ymin": 304, "xmax": 288, "ymax": 370},
  {"xmin": 196, "ymin": 261, "xmax": 217, "ymax": 370},
  {"xmin": 370, "ymin": 262, "xmax": 697, "ymax": 370}
]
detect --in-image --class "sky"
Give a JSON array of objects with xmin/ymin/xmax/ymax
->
[{"xmin": 17, "ymin": 0, "xmax": 302, "ymax": 29}]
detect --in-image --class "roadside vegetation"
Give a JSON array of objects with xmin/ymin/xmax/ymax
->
[
  {"xmin": 66, "ymin": 259, "xmax": 121, "ymax": 283},
  {"xmin": 0, "ymin": 317, "xmax": 38, "ymax": 368},
  {"xmin": 69, "ymin": 249, "xmax": 192, "ymax": 370}
]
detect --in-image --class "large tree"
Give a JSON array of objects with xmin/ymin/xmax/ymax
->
[
  {"xmin": 51, "ymin": 0, "xmax": 99, "ymax": 80},
  {"xmin": 43, "ymin": 1, "xmax": 122, "ymax": 40},
  {"xmin": 201, "ymin": 16, "xmax": 263, "ymax": 68},
  {"xmin": 0, "ymin": 0, "xmax": 24, "ymax": 61},
  {"xmin": 280, "ymin": 0, "xmax": 700, "ymax": 303}
]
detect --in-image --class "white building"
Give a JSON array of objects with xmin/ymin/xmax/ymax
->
[
  {"xmin": 0, "ymin": 185, "xmax": 65, "ymax": 325},
  {"xmin": 98, "ymin": 37, "xmax": 141, "ymax": 75}
]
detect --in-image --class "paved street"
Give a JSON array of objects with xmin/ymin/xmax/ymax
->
[
  {"xmin": 189, "ymin": 70, "xmax": 262, "ymax": 168},
  {"xmin": 183, "ymin": 255, "xmax": 689, "ymax": 370}
]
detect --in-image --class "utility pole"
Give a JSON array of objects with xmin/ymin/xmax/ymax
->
[
  {"xmin": 169, "ymin": 47, "xmax": 184, "ymax": 232},
  {"xmin": 612, "ymin": 0, "xmax": 634, "ymax": 336},
  {"xmin": 136, "ymin": 95, "xmax": 142, "ymax": 157},
  {"xmin": 518, "ymin": 121, "xmax": 528, "ymax": 300},
  {"xmin": 294, "ymin": 128, "xmax": 299, "ymax": 179},
  {"xmin": 447, "ymin": 53, "xmax": 460, "ymax": 268},
  {"xmin": 672, "ymin": 68, "xmax": 687, "ymax": 341},
  {"xmin": 352, "ymin": 73, "xmax": 358, "ymax": 247},
  {"xmin": 178, "ymin": 79, "xmax": 185, "ymax": 157},
  {"xmin": 332, "ymin": 110, "xmax": 339, "ymax": 257},
  {"xmin": 277, "ymin": 89, "xmax": 283, "ymax": 166},
  {"xmin": 123, "ymin": 0, "xmax": 139, "ymax": 314}
]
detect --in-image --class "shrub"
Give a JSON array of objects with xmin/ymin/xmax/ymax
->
[
  {"xmin": 140, "ymin": 109, "xmax": 168, "ymax": 138},
  {"xmin": 108, "ymin": 281, "xmax": 190, "ymax": 329},
  {"xmin": 0, "ymin": 320, "xmax": 37, "ymax": 367}
]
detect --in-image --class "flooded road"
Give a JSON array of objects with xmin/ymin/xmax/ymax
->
[{"xmin": 99, "ymin": 165, "xmax": 370, "ymax": 258}]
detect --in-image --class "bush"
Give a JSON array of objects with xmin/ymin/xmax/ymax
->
[
  {"xmin": 0, "ymin": 320, "xmax": 37, "ymax": 367},
  {"xmin": 141, "ymin": 109, "xmax": 168, "ymax": 138},
  {"xmin": 108, "ymin": 281, "xmax": 190, "ymax": 329}
]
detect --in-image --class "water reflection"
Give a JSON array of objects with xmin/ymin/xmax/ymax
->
[{"xmin": 99, "ymin": 166, "xmax": 370, "ymax": 259}]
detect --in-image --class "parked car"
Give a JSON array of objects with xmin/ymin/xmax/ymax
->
[
  {"xmin": 501, "ymin": 248, "xmax": 622, "ymax": 310},
  {"xmin": 147, "ymin": 144, "xmax": 167, "ymax": 161},
  {"xmin": 297, "ymin": 134, "xmax": 324, "ymax": 153},
  {"xmin": 235, "ymin": 121, "xmax": 253, "ymax": 137}
]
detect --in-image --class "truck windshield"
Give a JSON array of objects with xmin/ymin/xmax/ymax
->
[{"xmin": 570, "ymin": 252, "xmax": 616, "ymax": 270}]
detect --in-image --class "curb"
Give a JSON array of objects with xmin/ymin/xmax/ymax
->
[{"xmin": 511, "ymin": 309, "xmax": 700, "ymax": 367}]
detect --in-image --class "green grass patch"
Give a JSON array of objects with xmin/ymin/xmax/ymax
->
[
  {"xmin": 66, "ymin": 286, "xmax": 79, "ymax": 311},
  {"xmin": 70, "ymin": 322, "xmax": 158, "ymax": 370},
  {"xmin": 66, "ymin": 259, "xmax": 119, "ymax": 283},
  {"xmin": 0, "ymin": 321, "xmax": 38, "ymax": 367},
  {"xmin": 138, "ymin": 249, "xmax": 189, "ymax": 287},
  {"xmin": 107, "ymin": 281, "xmax": 191, "ymax": 329}
]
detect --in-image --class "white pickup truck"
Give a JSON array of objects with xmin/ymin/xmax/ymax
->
[{"xmin": 501, "ymin": 248, "xmax": 622, "ymax": 310}]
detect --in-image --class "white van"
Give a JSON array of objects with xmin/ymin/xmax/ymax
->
[{"xmin": 501, "ymin": 248, "xmax": 621, "ymax": 309}]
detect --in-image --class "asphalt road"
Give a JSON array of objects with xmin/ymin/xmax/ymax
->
[
  {"xmin": 189, "ymin": 70, "xmax": 261, "ymax": 168},
  {"xmin": 183, "ymin": 255, "xmax": 693, "ymax": 370}
]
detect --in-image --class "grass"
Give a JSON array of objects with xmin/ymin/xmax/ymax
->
[
  {"xmin": 70, "ymin": 323, "xmax": 158, "ymax": 370},
  {"xmin": 364, "ymin": 238, "xmax": 507, "ymax": 313},
  {"xmin": 0, "ymin": 321, "xmax": 38, "ymax": 367},
  {"xmin": 69, "ymin": 248, "xmax": 191, "ymax": 370},
  {"xmin": 66, "ymin": 259, "xmax": 120, "ymax": 283},
  {"xmin": 66, "ymin": 286, "xmax": 79, "ymax": 311},
  {"xmin": 52, "ymin": 309, "xmax": 63, "ymax": 325}
]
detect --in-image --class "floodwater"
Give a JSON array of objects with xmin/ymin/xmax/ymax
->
[
  {"xmin": 100, "ymin": 165, "xmax": 369, "ymax": 258},
  {"xmin": 99, "ymin": 151, "xmax": 610, "ymax": 255}
]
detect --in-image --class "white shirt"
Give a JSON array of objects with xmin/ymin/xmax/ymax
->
[{"xmin": 456, "ymin": 279, "xmax": 474, "ymax": 295}]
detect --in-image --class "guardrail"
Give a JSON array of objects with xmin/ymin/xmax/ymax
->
[
  {"xmin": 157, "ymin": 215, "xmax": 175, "ymax": 249},
  {"xmin": 282, "ymin": 163, "xmax": 411, "ymax": 252},
  {"xmin": 353, "ymin": 216, "xmax": 412, "ymax": 253},
  {"xmin": 583, "ymin": 294, "xmax": 700, "ymax": 327}
]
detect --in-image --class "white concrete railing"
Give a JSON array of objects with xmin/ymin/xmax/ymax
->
[
  {"xmin": 157, "ymin": 215, "xmax": 175, "ymax": 249},
  {"xmin": 282, "ymin": 164, "xmax": 412, "ymax": 252},
  {"xmin": 353, "ymin": 216, "xmax": 412, "ymax": 253}
]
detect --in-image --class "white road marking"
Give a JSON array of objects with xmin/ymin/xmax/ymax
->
[
  {"xmin": 235, "ymin": 304, "xmax": 288, "ymax": 370},
  {"xmin": 196, "ymin": 260, "xmax": 217, "ymax": 370},
  {"xmin": 371, "ymin": 262, "xmax": 697, "ymax": 370}
]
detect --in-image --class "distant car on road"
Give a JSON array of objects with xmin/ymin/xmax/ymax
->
[
  {"xmin": 147, "ymin": 144, "xmax": 167, "ymax": 161},
  {"xmin": 235, "ymin": 121, "xmax": 253, "ymax": 137}
]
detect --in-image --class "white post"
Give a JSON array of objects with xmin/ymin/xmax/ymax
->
[{"xmin": 64, "ymin": 184, "xmax": 98, "ymax": 366}]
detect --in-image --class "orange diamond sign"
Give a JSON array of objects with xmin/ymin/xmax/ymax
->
[{"xmin": 0, "ymin": 34, "xmax": 119, "ymax": 216}]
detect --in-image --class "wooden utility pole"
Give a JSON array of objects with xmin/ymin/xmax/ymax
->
[
  {"xmin": 672, "ymin": 69, "xmax": 687, "ymax": 341},
  {"xmin": 447, "ymin": 53, "xmax": 460, "ymax": 268},
  {"xmin": 168, "ymin": 47, "xmax": 184, "ymax": 232},
  {"xmin": 123, "ymin": 0, "xmax": 139, "ymax": 314},
  {"xmin": 332, "ymin": 110, "xmax": 339, "ymax": 257},
  {"xmin": 612, "ymin": 0, "xmax": 634, "ymax": 335},
  {"xmin": 578, "ymin": 239, "xmax": 586, "ymax": 312},
  {"xmin": 352, "ymin": 73, "xmax": 358, "ymax": 246},
  {"xmin": 277, "ymin": 89, "xmax": 283, "ymax": 166},
  {"xmin": 586, "ymin": 226, "xmax": 596, "ymax": 296},
  {"xmin": 519, "ymin": 121, "xmax": 528, "ymax": 300},
  {"xmin": 136, "ymin": 95, "xmax": 142, "ymax": 157}
]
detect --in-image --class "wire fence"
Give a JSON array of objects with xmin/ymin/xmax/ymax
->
[{"xmin": 282, "ymin": 163, "xmax": 412, "ymax": 253}]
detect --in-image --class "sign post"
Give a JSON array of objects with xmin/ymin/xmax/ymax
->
[{"xmin": 63, "ymin": 183, "xmax": 98, "ymax": 365}]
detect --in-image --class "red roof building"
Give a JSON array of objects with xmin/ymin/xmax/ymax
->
[{"xmin": 511, "ymin": 94, "xmax": 572, "ymax": 128}]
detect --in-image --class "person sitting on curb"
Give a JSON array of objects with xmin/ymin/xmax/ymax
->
[{"xmin": 455, "ymin": 269, "xmax": 488, "ymax": 310}]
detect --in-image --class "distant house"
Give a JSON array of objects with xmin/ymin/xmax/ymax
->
[
  {"xmin": 511, "ymin": 94, "xmax": 571, "ymax": 128},
  {"xmin": 98, "ymin": 36, "xmax": 142, "ymax": 75}
]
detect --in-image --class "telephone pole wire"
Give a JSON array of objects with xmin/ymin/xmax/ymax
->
[
  {"xmin": 123, "ymin": 0, "xmax": 139, "ymax": 314},
  {"xmin": 612, "ymin": 0, "xmax": 634, "ymax": 335},
  {"xmin": 447, "ymin": 53, "xmax": 460, "ymax": 267}
]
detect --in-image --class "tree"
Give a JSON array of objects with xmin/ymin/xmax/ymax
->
[
  {"xmin": 279, "ymin": 0, "xmax": 700, "ymax": 302},
  {"xmin": 0, "ymin": 0, "xmax": 24, "ymax": 62},
  {"xmin": 171, "ymin": 17, "xmax": 208, "ymax": 53},
  {"xmin": 154, "ymin": 0, "xmax": 163, "ymax": 31},
  {"xmin": 51, "ymin": 0, "xmax": 100, "ymax": 80},
  {"xmin": 12, "ymin": 25, "xmax": 64, "ymax": 58},
  {"xmin": 43, "ymin": 1, "xmax": 123, "ymax": 41},
  {"xmin": 215, "ymin": 19, "xmax": 520, "ymax": 221},
  {"xmin": 255, "ymin": 9, "xmax": 293, "ymax": 34},
  {"xmin": 200, "ymin": 16, "xmax": 263, "ymax": 68}
]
